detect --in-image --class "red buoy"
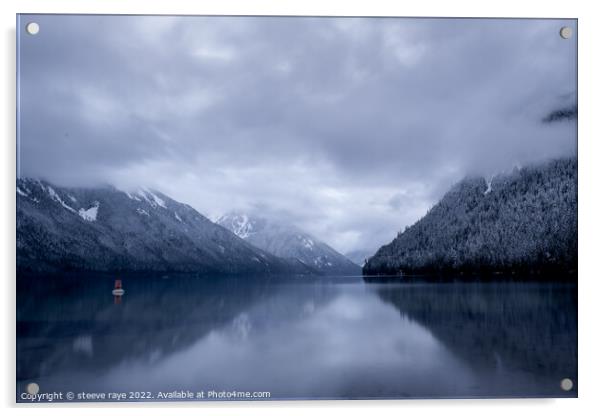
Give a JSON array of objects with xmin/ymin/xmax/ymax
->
[{"xmin": 112, "ymin": 279, "xmax": 125, "ymax": 298}]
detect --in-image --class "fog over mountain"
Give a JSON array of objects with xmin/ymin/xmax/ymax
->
[
  {"xmin": 217, "ymin": 212, "xmax": 360, "ymax": 275},
  {"xmin": 18, "ymin": 15, "xmax": 577, "ymax": 255}
]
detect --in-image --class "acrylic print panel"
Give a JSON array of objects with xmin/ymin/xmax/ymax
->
[{"xmin": 16, "ymin": 15, "xmax": 577, "ymax": 402}]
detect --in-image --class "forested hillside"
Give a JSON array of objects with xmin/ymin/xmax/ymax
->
[{"xmin": 363, "ymin": 158, "xmax": 577, "ymax": 277}]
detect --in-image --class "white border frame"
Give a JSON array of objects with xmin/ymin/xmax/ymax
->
[{"xmin": 2, "ymin": 1, "xmax": 600, "ymax": 415}]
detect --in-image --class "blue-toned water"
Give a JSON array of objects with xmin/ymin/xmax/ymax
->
[{"xmin": 16, "ymin": 275, "xmax": 577, "ymax": 401}]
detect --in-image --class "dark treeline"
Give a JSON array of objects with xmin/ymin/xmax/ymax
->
[{"xmin": 364, "ymin": 157, "xmax": 577, "ymax": 278}]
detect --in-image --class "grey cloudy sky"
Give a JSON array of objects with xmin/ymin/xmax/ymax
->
[{"xmin": 18, "ymin": 15, "xmax": 577, "ymax": 254}]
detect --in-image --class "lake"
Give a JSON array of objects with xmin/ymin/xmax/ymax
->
[{"xmin": 16, "ymin": 274, "xmax": 577, "ymax": 401}]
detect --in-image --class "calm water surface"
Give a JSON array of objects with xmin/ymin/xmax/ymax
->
[{"xmin": 17, "ymin": 275, "xmax": 577, "ymax": 401}]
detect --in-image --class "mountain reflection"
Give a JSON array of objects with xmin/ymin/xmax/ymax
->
[
  {"xmin": 17, "ymin": 274, "xmax": 315, "ymax": 382},
  {"xmin": 17, "ymin": 276, "xmax": 576, "ymax": 400},
  {"xmin": 374, "ymin": 281, "xmax": 577, "ymax": 396}
]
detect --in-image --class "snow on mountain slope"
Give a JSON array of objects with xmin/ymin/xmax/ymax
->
[
  {"xmin": 217, "ymin": 212, "xmax": 361, "ymax": 276},
  {"xmin": 364, "ymin": 157, "xmax": 577, "ymax": 277},
  {"xmin": 16, "ymin": 179, "xmax": 305, "ymax": 276},
  {"xmin": 78, "ymin": 201, "xmax": 99, "ymax": 221}
]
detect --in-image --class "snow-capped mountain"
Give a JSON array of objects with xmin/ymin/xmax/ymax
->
[
  {"xmin": 16, "ymin": 179, "xmax": 310, "ymax": 276},
  {"xmin": 216, "ymin": 213, "xmax": 361, "ymax": 276}
]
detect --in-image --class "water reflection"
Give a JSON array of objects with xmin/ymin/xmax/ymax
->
[
  {"xmin": 375, "ymin": 282, "xmax": 578, "ymax": 397},
  {"xmin": 16, "ymin": 275, "xmax": 576, "ymax": 400},
  {"xmin": 17, "ymin": 274, "xmax": 286, "ymax": 383}
]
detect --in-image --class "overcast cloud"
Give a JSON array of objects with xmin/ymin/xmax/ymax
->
[{"xmin": 18, "ymin": 15, "xmax": 577, "ymax": 254}]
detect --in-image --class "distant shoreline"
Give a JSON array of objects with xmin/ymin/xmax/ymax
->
[{"xmin": 363, "ymin": 269, "xmax": 577, "ymax": 283}]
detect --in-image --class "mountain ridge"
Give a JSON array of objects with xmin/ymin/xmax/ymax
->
[{"xmin": 16, "ymin": 179, "xmax": 311, "ymax": 276}]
